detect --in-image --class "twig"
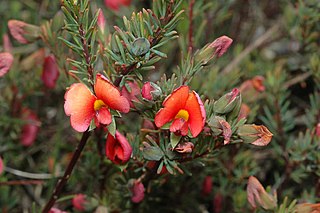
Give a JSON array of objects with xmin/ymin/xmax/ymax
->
[
  {"xmin": 188, "ymin": 0, "xmax": 195, "ymax": 50},
  {"xmin": 221, "ymin": 21, "xmax": 281, "ymax": 75},
  {"xmin": 4, "ymin": 167, "xmax": 55, "ymax": 179},
  {"xmin": 283, "ymin": 71, "xmax": 312, "ymax": 89},
  {"xmin": 42, "ymin": 130, "xmax": 91, "ymax": 213}
]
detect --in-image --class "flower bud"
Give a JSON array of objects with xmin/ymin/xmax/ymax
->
[
  {"xmin": 0, "ymin": 156, "xmax": 4, "ymax": 175},
  {"xmin": 214, "ymin": 88, "xmax": 241, "ymax": 114},
  {"xmin": 315, "ymin": 123, "xmax": 320, "ymax": 137},
  {"xmin": 49, "ymin": 208, "xmax": 67, "ymax": 213},
  {"xmin": 174, "ymin": 142, "xmax": 194, "ymax": 153},
  {"xmin": 0, "ymin": 52, "xmax": 14, "ymax": 77},
  {"xmin": 295, "ymin": 203, "xmax": 320, "ymax": 213},
  {"xmin": 106, "ymin": 131, "xmax": 132, "ymax": 164},
  {"xmin": 121, "ymin": 81, "xmax": 140, "ymax": 108},
  {"xmin": 213, "ymin": 193, "xmax": 223, "ymax": 213},
  {"xmin": 239, "ymin": 76, "xmax": 265, "ymax": 103},
  {"xmin": 8, "ymin": 20, "xmax": 40, "ymax": 44},
  {"xmin": 97, "ymin": 9, "xmax": 106, "ymax": 34},
  {"xmin": 202, "ymin": 176, "xmax": 212, "ymax": 196},
  {"xmin": 238, "ymin": 124, "xmax": 273, "ymax": 146},
  {"xmin": 104, "ymin": 0, "xmax": 131, "ymax": 11},
  {"xmin": 72, "ymin": 194, "xmax": 87, "ymax": 211},
  {"xmin": 2, "ymin": 33, "xmax": 12, "ymax": 53},
  {"xmin": 20, "ymin": 108, "xmax": 41, "ymax": 146},
  {"xmin": 142, "ymin": 82, "xmax": 162, "ymax": 101},
  {"xmin": 209, "ymin": 35, "xmax": 233, "ymax": 58},
  {"xmin": 130, "ymin": 179, "xmax": 145, "ymax": 203},
  {"xmin": 247, "ymin": 176, "xmax": 277, "ymax": 210},
  {"xmin": 208, "ymin": 116, "xmax": 232, "ymax": 145},
  {"xmin": 41, "ymin": 55, "xmax": 60, "ymax": 88}
]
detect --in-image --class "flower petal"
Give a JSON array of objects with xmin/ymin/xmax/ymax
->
[
  {"xmin": 96, "ymin": 107, "xmax": 112, "ymax": 125},
  {"xmin": 94, "ymin": 74, "xmax": 130, "ymax": 113},
  {"xmin": 185, "ymin": 91, "xmax": 206, "ymax": 137},
  {"xmin": 105, "ymin": 131, "xmax": 132, "ymax": 164},
  {"xmin": 155, "ymin": 86, "xmax": 189, "ymax": 128},
  {"xmin": 64, "ymin": 83, "xmax": 96, "ymax": 132},
  {"xmin": 0, "ymin": 52, "xmax": 14, "ymax": 77}
]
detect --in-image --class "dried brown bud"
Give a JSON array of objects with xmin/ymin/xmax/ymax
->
[
  {"xmin": 174, "ymin": 142, "xmax": 194, "ymax": 153},
  {"xmin": 247, "ymin": 176, "xmax": 277, "ymax": 210},
  {"xmin": 238, "ymin": 124, "xmax": 273, "ymax": 146}
]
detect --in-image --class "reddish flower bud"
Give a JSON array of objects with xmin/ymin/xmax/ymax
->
[
  {"xmin": 0, "ymin": 52, "xmax": 14, "ymax": 77},
  {"xmin": 142, "ymin": 82, "xmax": 154, "ymax": 100},
  {"xmin": 130, "ymin": 180, "xmax": 145, "ymax": 203},
  {"xmin": 49, "ymin": 208, "xmax": 67, "ymax": 213},
  {"xmin": 238, "ymin": 124, "xmax": 273, "ymax": 146},
  {"xmin": 106, "ymin": 131, "xmax": 132, "ymax": 164},
  {"xmin": 202, "ymin": 176, "xmax": 212, "ymax": 196},
  {"xmin": 104, "ymin": 0, "xmax": 131, "ymax": 11},
  {"xmin": 209, "ymin": 35, "xmax": 233, "ymax": 57},
  {"xmin": 295, "ymin": 203, "xmax": 320, "ymax": 213},
  {"xmin": 247, "ymin": 176, "xmax": 277, "ymax": 210},
  {"xmin": 238, "ymin": 103, "xmax": 251, "ymax": 120},
  {"xmin": 97, "ymin": 9, "xmax": 106, "ymax": 34},
  {"xmin": 41, "ymin": 55, "xmax": 60, "ymax": 89},
  {"xmin": 8, "ymin": 20, "xmax": 40, "ymax": 44},
  {"xmin": 72, "ymin": 194, "xmax": 87, "ymax": 211},
  {"xmin": 214, "ymin": 88, "xmax": 241, "ymax": 114},
  {"xmin": 2, "ymin": 33, "xmax": 12, "ymax": 53},
  {"xmin": 252, "ymin": 76, "xmax": 265, "ymax": 92},
  {"xmin": 0, "ymin": 157, "xmax": 4, "ymax": 175},
  {"xmin": 315, "ymin": 123, "xmax": 320, "ymax": 137},
  {"xmin": 20, "ymin": 108, "xmax": 41, "ymax": 146},
  {"xmin": 121, "ymin": 81, "xmax": 140, "ymax": 108},
  {"xmin": 213, "ymin": 193, "xmax": 223, "ymax": 213}
]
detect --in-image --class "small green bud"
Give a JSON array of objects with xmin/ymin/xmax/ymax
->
[
  {"xmin": 214, "ymin": 88, "xmax": 241, "ymax": 114},
  {"xmin": 237, "ymin": 124, "xmax": 273, "ymax": 146}
]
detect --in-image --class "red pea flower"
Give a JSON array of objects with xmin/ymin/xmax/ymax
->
[
  {"xmin": 130, "ymin": 180, "xmax": 145, "ymax": 203},
  {"xmin": 64, "ymin": 74, "xmax": 130, "ymax": 132},
  {"xmin": 41, "ymin": 55, "xmax": 60, "ymax": 89},
  {"xmin": 0, "ymin": 52, "xmax": 14, "ymax": 77},
  {"xmin": 0, "ymin": 157, "xmax": 4, "ymax": 175},
  {"xmin": 155, "ymin": 86, "xmax": 206, "ymax": 137},
  {"xmin": 72, "ymin": 194, "xmax": 86, "ymax": 211},
  {"xmin": 20, "ymin": 108, "xmax": 41, "ymax": 146},
  {"xmin": 106, "ymin": 131, "xmax": 132, "ymax": 164},
  {"xmin": 104, "ymin": 0, "xmax": 131, "ymax": 11}
]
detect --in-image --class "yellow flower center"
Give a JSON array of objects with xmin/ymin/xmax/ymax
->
[
  {"xmin": 94, "ymin": 99, "xmax": 106, "ymax": 111},
  {"xmin": 175, "ymin": 109, "xmax": 189, "ymax": 121}
]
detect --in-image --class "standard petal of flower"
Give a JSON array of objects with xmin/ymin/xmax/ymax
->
[
  {"xmin": 94, "ymin": 74, "xmax": 130, "ymax": 113},
  {"xmin": 0, "ymin": 52, "xmax": 14, "ymax": 77},
  {"xmin": 184, "ymin": 91, "xmax": 206, "ymax": 137},
  {"xmin": 155, "ymin": 86, "xmax": 189, "ymax": 127},
  {"xmin": 96, "ymin": 107, "xmax": 112, "ymax": 125},
  {"xmin": 64, "ymin": 83, "xmax": 96, "ymax": 132}
]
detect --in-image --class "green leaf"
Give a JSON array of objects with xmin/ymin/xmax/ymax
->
[
  {"xmin": 170, "ymin": 133, "xmax": 181, "ymax": 148},
  {"xmin": 142, "ymin": 146, "xmax": 164, "ymax": 161},
  {"xmin": 107, "ymin": 117, "xmax": 116, "ymax": 136}
]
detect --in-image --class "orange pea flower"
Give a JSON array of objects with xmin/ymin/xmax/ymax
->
[
  {"xmin": 155, "ymin": 86, "xmax": 206, "ymax": 137},
  {"xmin": 105, "ymin": 131, "xmax": 132, "ymax": 164},
  {"xmin": 64, "ymin": 74, "xmax": 130, "ymax": 132}
]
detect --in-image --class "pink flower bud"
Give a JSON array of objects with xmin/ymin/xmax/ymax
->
[
  {"xmin": 315, "ymin": 123, "xmax": 320, "ymax": 137},
  {"xmin": 106, "ymin": 131, "xmax": 132, "ymax": 164},
  {"xmin": 0, "ymin": 52, "xmax": 14, "ymax": 77},
  {"xmin": 97, "ymin": 9, "xmax": 106, "ymax": 34},
  {"xmin": 20, "ymin": 108, "xmax": 41, "ymax": 146},
  {"xmin": 41, "ymin": 55, "xmax": 60, "ymax": 88},
  {"xmin": 0, "ymin": 157, "xmax": 4, "ymax": 175},
  {"xmin": 121, "ymin": 81, "xmax": 140, "ymax": 108},
  {"xmin": 202, "ymin": 176, "xmax": 212, "ymax": 196},
  {"xmin": 247, "ymin": 176, "xmax": 277, "ymax": 210},
  {"xmin": 209, "ymin": 35, "xmax": 233, "ymax": 57},
  {"xmin": 2, "ymin": 33, "xmax": 12, "ymax": 53},
  {"xmin": 72, "ymin": 194, "xmax": 86, "ymax": 211},
  {"xmin": 142, "ymin": 82, "xmax": 154, "ymax": 100},
  {"xmin": 130, "ymin": 180, "xmax": 145, "ymax": 203},
  {"xmin": 49, "ymin": 208, "xmax": 67, "ymax": 213},
  {"xmin": 104, "ymin": 0, "xmax": 131, "ymax": 11},
  {"xmin": 8, "ymin": 20, "xmax": 40, "ymax": 44},
  {"xmin": 213, "ymin": 193, "xmax": 223, "ymax": 213}
]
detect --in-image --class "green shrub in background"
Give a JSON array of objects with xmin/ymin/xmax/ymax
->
[{"xmin": 0, "ymin": 0, "xmax": 319, "ymax": 212}]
